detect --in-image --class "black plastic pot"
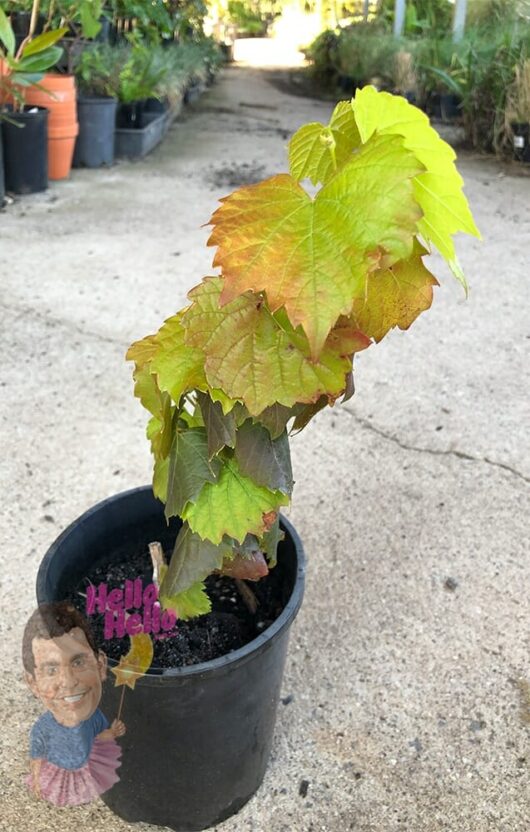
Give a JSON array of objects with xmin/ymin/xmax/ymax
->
[
  {"xmin": 12, "ymin": 12, "xmax": 45, "ymax": 50},
  {"xmin": 440, "ymin": 93, "xmax": 462, "ymax": 122},
  {"xmin": 1, "ymin": 107, "xmax": 48, "ymax": 194},
  {"xmin": 73, "ymin": 96, "xmax": 117, "ymax": 168},
  {"xmin": 426, "ymin": 91, "xmax": 442, "ymax": 120},
  {"xmin": 511, "ymin": 122, "xmax": 530, "ymax": 163},
  {"xmin": 36, "ymin": 485, "xmax": 305, "ymax": 831},
  {"xmin": 115, "ymin": 112, "xmax": 168, "ymax": 159},
  {"xmin": 95, "ymin": 15, "xmax": 112, "ymax": 43},
  {"xmin": 116, "ymin": 100, "xmax": 146, "ymax": 129},
  {"xmin": 184, "ymin": 81, "xmax": 204, "ymax": 105}
]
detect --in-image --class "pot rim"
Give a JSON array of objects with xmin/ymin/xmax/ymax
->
[{"xmin": 36, "ymin": 485, "xmax": 306, "ymax": 683}]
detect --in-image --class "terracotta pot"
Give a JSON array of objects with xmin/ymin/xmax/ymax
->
[{"xmin": 24, "ymin": 73, "xmax": 78, "ymax": 180}]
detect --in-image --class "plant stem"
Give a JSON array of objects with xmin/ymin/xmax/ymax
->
[
  {"xmin": 235, "ymin": 579, "xmax": 258, "ymax": 614},
  {"xmin": 16, "ymin": 0, "xmax": 41, "ymax": 60},
  {"xmin": 148, "ymin": 541, "xmax": 166, "ymax": 589}
]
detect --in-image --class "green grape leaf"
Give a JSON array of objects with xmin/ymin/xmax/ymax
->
[
  {"xmin": 149, "ymin": 314, "xmax": 207, "ymax": 405},
  {"xmin": 352, "ymin": 85, "xmax": 481, "ymax": 287},
  {"xmin": 147, "ymin": 394, "xmax": 174, "ymax": 461},
  {"xmin": 262, "ymin": 514, "xmax": 284, "ymax": 568},
  {"xmin": 181, "ymin": 456, "xmax": 289, "ymax": 545},
  {"xmin": 197, "ymin": 391, "xmax": 237, "ymax": 459},
  {"xmin": 160, "ymin": 579, "xmax": 211, "ymax": 621},
  {"xmin": 165, "ymin": 426, "xmax": 221, "ymax": 520},
  {"xmin": 152, "ymin": 455, "xmax": 169, "ymax": 502},
  {"xmin": 235, "ymin": 420, "xmax": 293, "ymax": 495},
  {"xmin": 160, "ymin": 522, "xmax": 231, "ymax": 597},
  {"xmin": 288, "ymin": 100, "xmax": 361, "ymax": 186},
  {"xmin": 182, "ymin": 278, "xmax": 370, "ymax": 416},
  {"xmin": 209, "ymin": 133, "xmax": 423, "ymax": 356},
  {"xmin": 350, "ymin": 244, "xmax": 438, "ymax": 343}
]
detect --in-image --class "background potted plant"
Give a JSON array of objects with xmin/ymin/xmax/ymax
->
[
  {"xmin": 22, "ymin": 0, "xmax": 104, "ymax": 179},
  {"xmin": 0, "ymin": 4, "xmax": 66, "ymax": 194},
  {"xmin": 73, "ymin": 42, "xmax": 119, "ymax": 168},
  {"xmin": 506, "ymin": 58, "xmax": 530, "ymax": 163},
  {"xmin": 37, "ymin": 86, "xmax": 479, "ymax": 830},
  {"xmin": 115, "ymin": 37, "xmax": 168, "ymax": 128}
]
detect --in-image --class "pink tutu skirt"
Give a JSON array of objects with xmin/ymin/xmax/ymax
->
[{"xmin": 25, "ymin": 738, "xmax": 122, "ymax": 807}]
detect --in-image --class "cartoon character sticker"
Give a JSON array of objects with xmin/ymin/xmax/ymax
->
[{"xmin": 22, "ymin": 602, "xmax": 126, "ymax": 806}]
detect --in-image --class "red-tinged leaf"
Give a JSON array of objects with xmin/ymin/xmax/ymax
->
[
  {"xmin": 219, "ymin": 551, "xmax": 269, "ymax": 580},
  {"xmin": 181, "ymin": 278, "xmax": 370, "ymax": 416},
  {"xmin": 262, "ymin": 515, "xmax": 284, "ymax": 568},
  {"xmin": 197, "ymin": 390, "xmax": 237, "ymax": 459},
  {"xmin": 255, "ymin": 403, "xmax": 301, "ymax": 439},
  {"xmin": 262, "ymin": 510, "xmax": 278, "ymax": 531},
  {"xmin": 291, "ymin": 395, "xmax": 329, "ymax": 432},
  {"xmin": 209, "ymin": 133, "xmax": 423, "ymax": 356},
  {"xmin": 343, "ymin": 371, "xmax": 355, "ymax": 402},
  {"xmin": 350, "ymin": 246, "xmax": 438, "ymax": 343}
]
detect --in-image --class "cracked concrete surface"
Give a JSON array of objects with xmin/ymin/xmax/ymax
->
[
  {"xmin": 0, "ymin": 66, "xmax": 529, "ymax": 832},
  {"xmin": 342, "ymin": 408, "xmax": 530, "ymax": 485}
]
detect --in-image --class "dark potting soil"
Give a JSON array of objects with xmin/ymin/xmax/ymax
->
[{"xmin": 67, "ymin": 525, "xmax": 291, "ymax": 671}]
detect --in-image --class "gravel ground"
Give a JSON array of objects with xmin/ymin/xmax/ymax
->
[{"xmin": 0, "ymin": 65, "xmax": 529, "ymax": 832}]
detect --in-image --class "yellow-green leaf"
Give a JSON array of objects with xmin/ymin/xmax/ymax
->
[
  {"xmin": 352, "ymin": 85, "xmax": 481, "ymax": 287},
  {"xmin": 149, "ymin": 314, "xmax": 207, "ymax": 404},
  {"xmin": 160, "ymin": 578, "xmax": 212, "ymax": 620},
  {"xmin": 288, "ymin": 100, "xmax": 361, "ymax": 186},
  {"xmin": 181, "ymin": 456, "xmax": 289, "ymax": 545},
  {"xmin": 210, "ymin": 133, "xmax": 422, "ymax": 356},
  {"xmin": 182, "ymin": 278, "xmax": 370, "ymax": 416},
  {"xmin": 350, "ymin": 244, "xmax": 438, "ymax": 343}
]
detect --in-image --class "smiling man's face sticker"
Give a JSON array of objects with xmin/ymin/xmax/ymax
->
[{"xmin": 26, "ymin": 627, "xmax": 107, "ymax": 727}]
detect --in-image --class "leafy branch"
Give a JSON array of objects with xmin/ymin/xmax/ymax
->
[{"xmin": 128, "ymin": 86, "xmax": 480, "ymax": 620}]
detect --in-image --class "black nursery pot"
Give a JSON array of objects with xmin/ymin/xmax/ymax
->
[
  {"xmin": 440, "ymin": 93, "xmax": 462, "ymax": 122},
  {"xmin": 116, "ymin": 100, "xmax": 146, "ymax": 129},
  {"xmin": 74, "ymin": 96, "xmax": 117, "ymax": 168},
  {"xmin": 511, "ymin": 122, "xmax": 530, "ymax": 163},
  {"xmin": 2, "ymin": 107, "xmax": 48, "ymax": 194},
  {"xmin": 36, "ymin": 485, "xmax": 305, "ymax": 831}
]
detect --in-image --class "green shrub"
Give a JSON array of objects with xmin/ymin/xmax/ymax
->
[{"xmin": 336, "ymin": 25, "xmax": 400, "ymax": 87}]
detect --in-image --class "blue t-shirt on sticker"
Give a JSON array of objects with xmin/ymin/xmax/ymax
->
[{"xmin": 30, "ymin": 708, "xmax": 109, "ymax": 770}]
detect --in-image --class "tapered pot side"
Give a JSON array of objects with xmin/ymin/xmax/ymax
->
[
  {"xmin": 1, "ymin": 107, "xmax": 48, "ymax": 194},
  {"xmin": 73, "ymin": 96, "xmax": 117, "ymax": 168},
  {"xmin": 36, "ymin": 485, "xmax": 305, "ymax": 831}
]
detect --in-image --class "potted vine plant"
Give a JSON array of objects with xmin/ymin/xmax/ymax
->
[
  {"xmin": 22, "ymin": 0, "xmax": 103, "ymax": 179},
  {"xmin": 0, "ymin": 5, "xmax": 66, "ymax": 193},
  {"xmin": 36, "ymin": 87, "xmax": 479, "ymax": 830}
]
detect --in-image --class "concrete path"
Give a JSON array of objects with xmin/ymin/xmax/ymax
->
[{"xmin": 1, "ymin": 66, "xmax": 529, "ymax": 832}]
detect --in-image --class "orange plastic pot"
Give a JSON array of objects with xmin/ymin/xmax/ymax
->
[{"xmin": 24, "ymin": 73, "xmax": 78, "ymax": 180}]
